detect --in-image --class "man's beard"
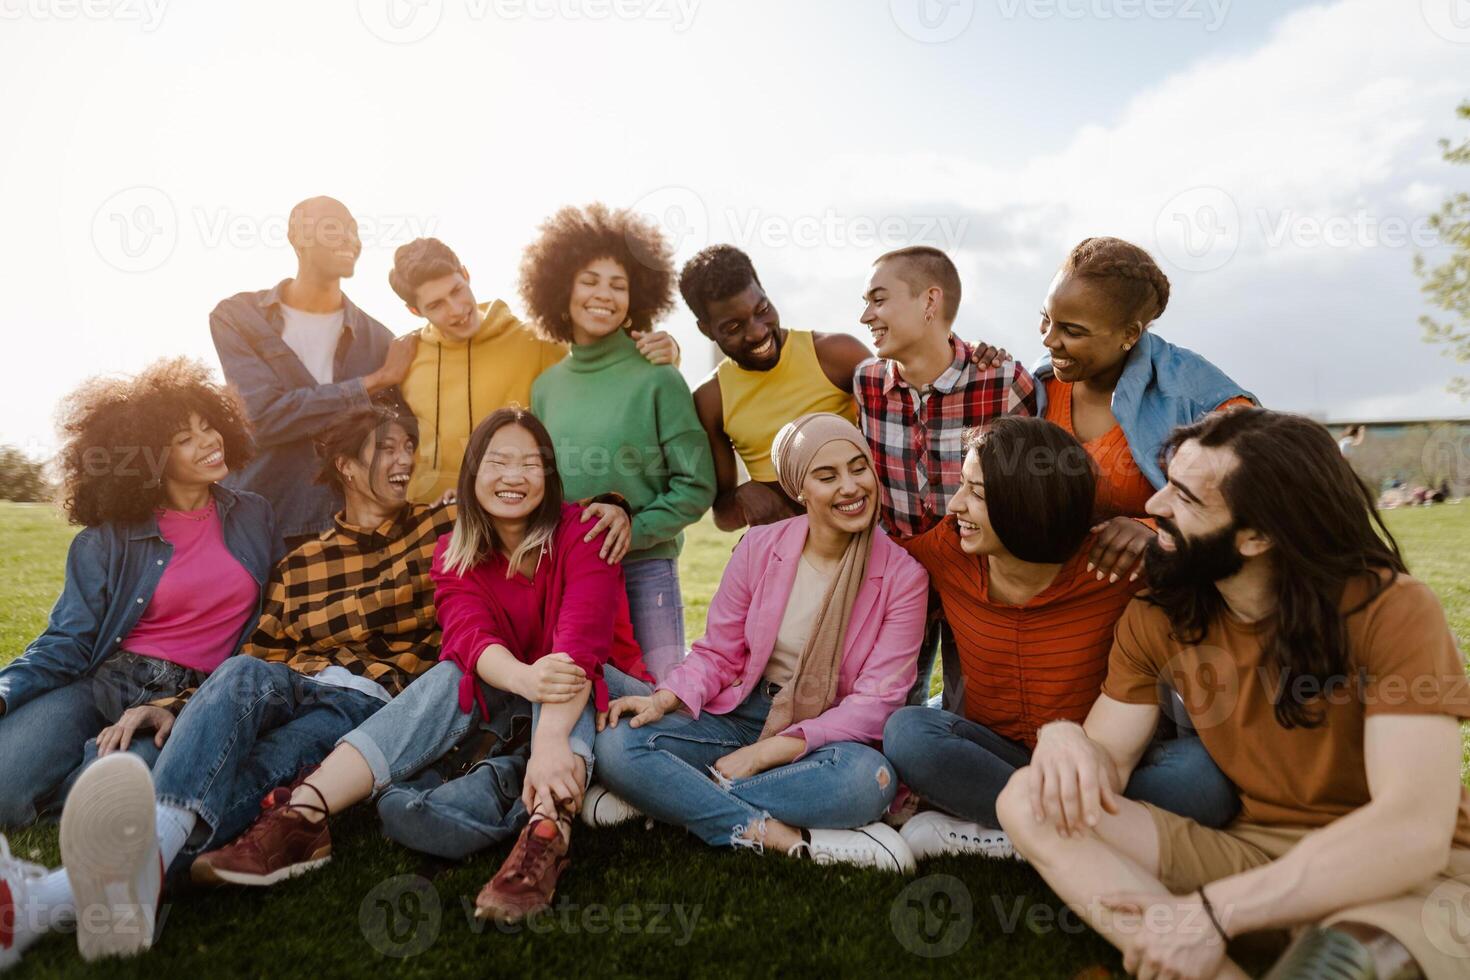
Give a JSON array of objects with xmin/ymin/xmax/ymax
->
[{"xmin": 1144, "ymin": 517, "xmax": 1245, "ymax": 590}]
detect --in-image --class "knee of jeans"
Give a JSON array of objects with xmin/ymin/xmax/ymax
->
[
  {"xmin": 375, "ymin": 788, "xmax": 479, "ymax": 861},
  {"xmin": 590, "ymin": 725, "xmax": 639, "ymax": 787},
  {"xmin": 882, "ymin": 706, "xmax": 938, "ymax": 762}
]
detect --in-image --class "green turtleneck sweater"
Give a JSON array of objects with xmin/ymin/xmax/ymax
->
[{"xmin": 531, "ymin": 328, "xmax": 716, "ymax": 563}]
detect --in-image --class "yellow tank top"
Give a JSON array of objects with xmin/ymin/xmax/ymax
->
[{"xmin": 717, "ymin": 329, "xmax": 859, "ymax": 483}]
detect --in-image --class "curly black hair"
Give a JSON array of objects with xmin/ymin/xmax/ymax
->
[
  {"xmin": 678, "ymin": 244, "xmax": 762, "ymax": 323},
  {"xmin": 55, "ymin": 357, "xmax": 254, "ymax": 527},
  {"xmin": 518, "ymin": 203, "xmax": 676, "ymax": 343}
]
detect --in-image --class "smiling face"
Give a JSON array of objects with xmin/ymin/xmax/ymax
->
[
  {"xmin": 945, "ymin": 447, "xmax": 1002, "ymax": 557},
  {"xmin": 800, "ymin": 440, "xmax": 878, "ymax": 536},
  {"xmin": 700, "ymin": 280, "xmax": 784, "ymax": 371},
  {"xmin": 1143, "ymin": 438, "xmax": 1261, "ymax": 586},
  {"xmin": 290, "ymin": 197, "xmax": 362, "ymax": 280},
  {"xmin": 161, "ymin": 412, "xmax": 229, "ymax": 494},
  {"xmin": 1038, "ymin": 271, "xmax": 1141, "ymax": 384},
  {"xmin": 473, "ymin": 423, "xmax": 547, "ymax": 524},
  {"xmin": 339, "ymin": 420, "xmax": 415, "ymax": 512},
  {"xmin": 861, "ymin": 258, "xmax": 941, "ymax": 361},
  {"xmin": 567, "ymin": 256, "xmax": 631, "ymax": 345},
  {"xmin": 413, "ymin": 268, "xmax": 481, "ymax": 341}
]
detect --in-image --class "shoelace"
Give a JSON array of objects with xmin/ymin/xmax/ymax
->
[
  {"xmin": 505, "ymin": 823, "xmax": 559, "ymax": 883},
  {"xmin": 0, "ymin": 835, "xmax": 46, "ymax": 882}
]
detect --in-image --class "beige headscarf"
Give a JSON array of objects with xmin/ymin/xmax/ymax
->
[{"xmin": 759, "ymin": 413, "xmax": 878, "ymax": 740}]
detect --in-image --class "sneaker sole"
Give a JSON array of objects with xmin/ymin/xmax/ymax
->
[
  {"xmin": 60, "ymin": 755, "xmax": 159, "ymax": 962},
  {"xmin": 191, "ymin": 850, "xmax": 332, "ymax": 887}
]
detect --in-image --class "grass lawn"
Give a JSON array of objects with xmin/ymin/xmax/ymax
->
[{"xmin": 2, "ymin": 501, "xmax": 1468, "ymax": 978}]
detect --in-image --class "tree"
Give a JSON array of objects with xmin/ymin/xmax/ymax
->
[
  {"xmin": 0, "ymin": 446, "xmax": 51, "ymax": 503},
  {"xmin": 1417, "ymin": 100, "xmax": 1470, "ymax": 398}
]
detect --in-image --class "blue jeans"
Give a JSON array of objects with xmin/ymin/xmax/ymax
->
[
  {"xmin": 882, "ymin": 706, "xmax": 1240, "ymax": 829},
  {"xmin": 149, "ymin": 656, "xmax": 384, "ymax": 855},
  {"xmin": 594, "ymin": 686, "xmax": 898, "ymax": 848},
  {"xmin": 622, "ymin": 558, "xmax": 686, "ymax": 682},
  {"xmin": 0, "ymin": 651, "xmax": 204, "ymax": 827},
  {"xmin": 372, "ymin": 664, "xmax": 651, "ymax": 860}
]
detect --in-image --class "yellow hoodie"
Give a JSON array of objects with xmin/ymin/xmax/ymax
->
[{"xmin": 401, "ymin": 299, "xmax": 567, "ymax": 503}]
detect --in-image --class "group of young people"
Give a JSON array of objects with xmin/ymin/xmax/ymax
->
[{"xmin": 0, "ymin": 195, "xmax": 1465, "ymax": 979}]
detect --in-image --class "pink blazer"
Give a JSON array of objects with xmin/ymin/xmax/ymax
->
[{"xmin": 660, "ymin": 515, "xmax": 929, "ymax": 757}]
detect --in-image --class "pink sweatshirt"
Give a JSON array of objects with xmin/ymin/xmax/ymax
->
[{"xmin": 431, "ymin": 504, "xmax": 652, "ymax": 715}]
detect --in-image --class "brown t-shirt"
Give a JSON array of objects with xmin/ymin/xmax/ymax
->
[{"xmin": 1103, "ymin": 573, "xmax": 1470, "ymax": 846}]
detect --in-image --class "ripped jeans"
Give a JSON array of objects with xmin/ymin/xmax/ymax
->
[
  {"xmin": 622, "ymin": 558, "xmax": 686, "ymax": 683},
  {"xmin": 593, "ymin": 685, "xmax": 897, "ymax": 848}
]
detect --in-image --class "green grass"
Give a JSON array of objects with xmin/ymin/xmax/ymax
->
[{"xmin": 2, "ymin": 502, "xmax": 1468, "ymax": 978}]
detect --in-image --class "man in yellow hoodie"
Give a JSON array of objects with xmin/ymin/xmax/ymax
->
[{"xmin": 389, "ymin": 238, "xmax": 679, "ymax": 502}]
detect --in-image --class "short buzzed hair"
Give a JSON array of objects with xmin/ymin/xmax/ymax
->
[{"xmin": 875, "ymin": 245, "xmax": 961, "ymax": 324}]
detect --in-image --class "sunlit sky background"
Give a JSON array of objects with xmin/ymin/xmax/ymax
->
[{"xmin": 1, "ymin": 0, "xmax": 1467, "ymax": 455}]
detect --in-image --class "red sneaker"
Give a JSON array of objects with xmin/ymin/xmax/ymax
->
[
  {"xmin": 191, "ymin": 786, "xmax": 331, "ymax": 887},
  {"xmin": 473, "ymin": 816, "xmax": 569, "ymax": 924}
]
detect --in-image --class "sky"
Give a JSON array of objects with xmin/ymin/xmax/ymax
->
[{"xmin": 1, "ymin": 0, "xmax": 1467, "ymax": 456}]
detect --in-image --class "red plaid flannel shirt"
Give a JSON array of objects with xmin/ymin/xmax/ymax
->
[{"xmin": 855, "ymin": 336, "xmax": 1037, "ymax": 538}]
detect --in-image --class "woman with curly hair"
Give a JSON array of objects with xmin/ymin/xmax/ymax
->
[
  {"xmin": 523, "ymin": 204, "xmax": 716, "ymax": 680},
  {"xmin": 0, "ymin": 358, "xmax": 278, "ymax": 829}
]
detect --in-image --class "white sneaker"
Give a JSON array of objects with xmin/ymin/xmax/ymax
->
[
  {"xmin": 60, "ymin": 754, "xmax": 163, "ymax": 962},
  {"xmin": 580, "ymin": 785, "xmax": 643, "ymax": 828},
  {"xmin": 0, "ymin": 834, "xmax": 49, "ymax": 971},
  {"xmin": 795, "ymin": 823, "xmax": 916, "ymax": 874},
  {"xmin": 899, "ymin": 811, "xmax": 1016, "ymax": 860}
]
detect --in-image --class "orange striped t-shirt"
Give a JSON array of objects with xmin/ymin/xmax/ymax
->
[
  {"xmin": 1044, "ymin": 377, "xmax": 1254, "ymax": 519},
  {"xmin": 899, "ymin": 516, "xmax": 1143, "ymax": 748}
]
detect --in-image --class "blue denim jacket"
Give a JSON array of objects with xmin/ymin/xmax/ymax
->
[
  {"xmin": 210, "ymin": 279, "xmax": 394, "ymax": 539},
  {"xmin": 0, "ymin": 486, "xmax": 280, "ymax": 714},
  {"xmin": 1032, "ymin": 331, "xmax": 1256, "ymax": 489}
]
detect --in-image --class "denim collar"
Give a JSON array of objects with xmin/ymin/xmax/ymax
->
[
  {"xmin": 259, "ymin": 278, "xmax": 367, "ymax": 339},
  {"xmin": 125, "ymin": 483, "xmax": 239, "ymax": 541}
]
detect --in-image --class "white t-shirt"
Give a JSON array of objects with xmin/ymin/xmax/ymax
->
[{"xmin": 279, "ymin": 303, "xmax": 345, "ymax": 384}]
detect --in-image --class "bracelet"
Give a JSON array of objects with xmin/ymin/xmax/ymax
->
[{"xmin": 1197, "ymin": 886, "xmax": 1229, "ymax": 944}]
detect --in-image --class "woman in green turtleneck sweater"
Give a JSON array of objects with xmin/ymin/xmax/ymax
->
[{"xmin": 522, "ymin": 204, "xmax": 716, "ymax": 682}]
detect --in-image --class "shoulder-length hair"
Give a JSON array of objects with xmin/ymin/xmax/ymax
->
[
  {"xmin": 313, "ymin": 402, "xmax": 419, "ymax": 498},
  {"xmin": 441, "ymin": 407, "xmax": 564, "ymax": 578},
  {"xmin": 1149, "ymin": 408, "xmax": 1406, "ymax": 729},
  {"xmin": 964, "ymin": 416, "xmax": 1096, "ymax": 563},
  {"xmin": 56, "ymin": 357, "xmax": 254, "ymax": 527}
]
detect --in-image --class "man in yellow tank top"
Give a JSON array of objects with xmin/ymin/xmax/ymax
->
[{"xmin": 679, "ymin": 245, "xmax": 871, "ymax": 530}]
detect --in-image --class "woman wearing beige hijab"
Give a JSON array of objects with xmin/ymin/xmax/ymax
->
[{"xmin": 589, "ymin": 414, "xmax": 930, "ymax": 871}]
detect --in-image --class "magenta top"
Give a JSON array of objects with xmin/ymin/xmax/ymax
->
[
  {"xmin": 121, "ymin": 501, "xmax": 261, "ymax": 673},
  {"xmin": 431, "ymin": 503, "xmax": 651, "ymax": 715}
]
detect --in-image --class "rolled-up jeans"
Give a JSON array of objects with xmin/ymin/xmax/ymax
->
[
  {"xmin": 882, "ymin": 705, "xmax": 1240, "ymax": 829},
  {"xmin": 0, "ymin": 650, "xmax": 206, "ymax": 827},
  {"xmin": 149, "ymin": 656, "xmax": 384, "ymax": 857},
  {"xmin": 361, "ymin": 662, "xmax": 652, "ymax": 860}
]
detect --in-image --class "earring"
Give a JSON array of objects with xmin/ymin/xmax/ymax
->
[
  {"xmin": 1123, "ymin": 343, "xmax": 1132, "ymax": 350},
  {"xmin": 797, "ymin": 495, "xmax": 806, "ymax": 504}
]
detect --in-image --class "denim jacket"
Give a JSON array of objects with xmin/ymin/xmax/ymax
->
[
  {"xmin": 1032, "ymin": 331, "xmax": 1255, "ymax": 489},
  {"xmin": 210, "ymin": 279, "xmax": 395, "ymax": 539},
  {"xmin": 0, "ymin": 486, "xmax": 280, "ymax": 714}
]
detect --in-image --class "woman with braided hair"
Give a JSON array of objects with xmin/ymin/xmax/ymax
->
[{"xmin": 1033, "ymin": 237, "xmax": 1255, "ymax": 583}]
